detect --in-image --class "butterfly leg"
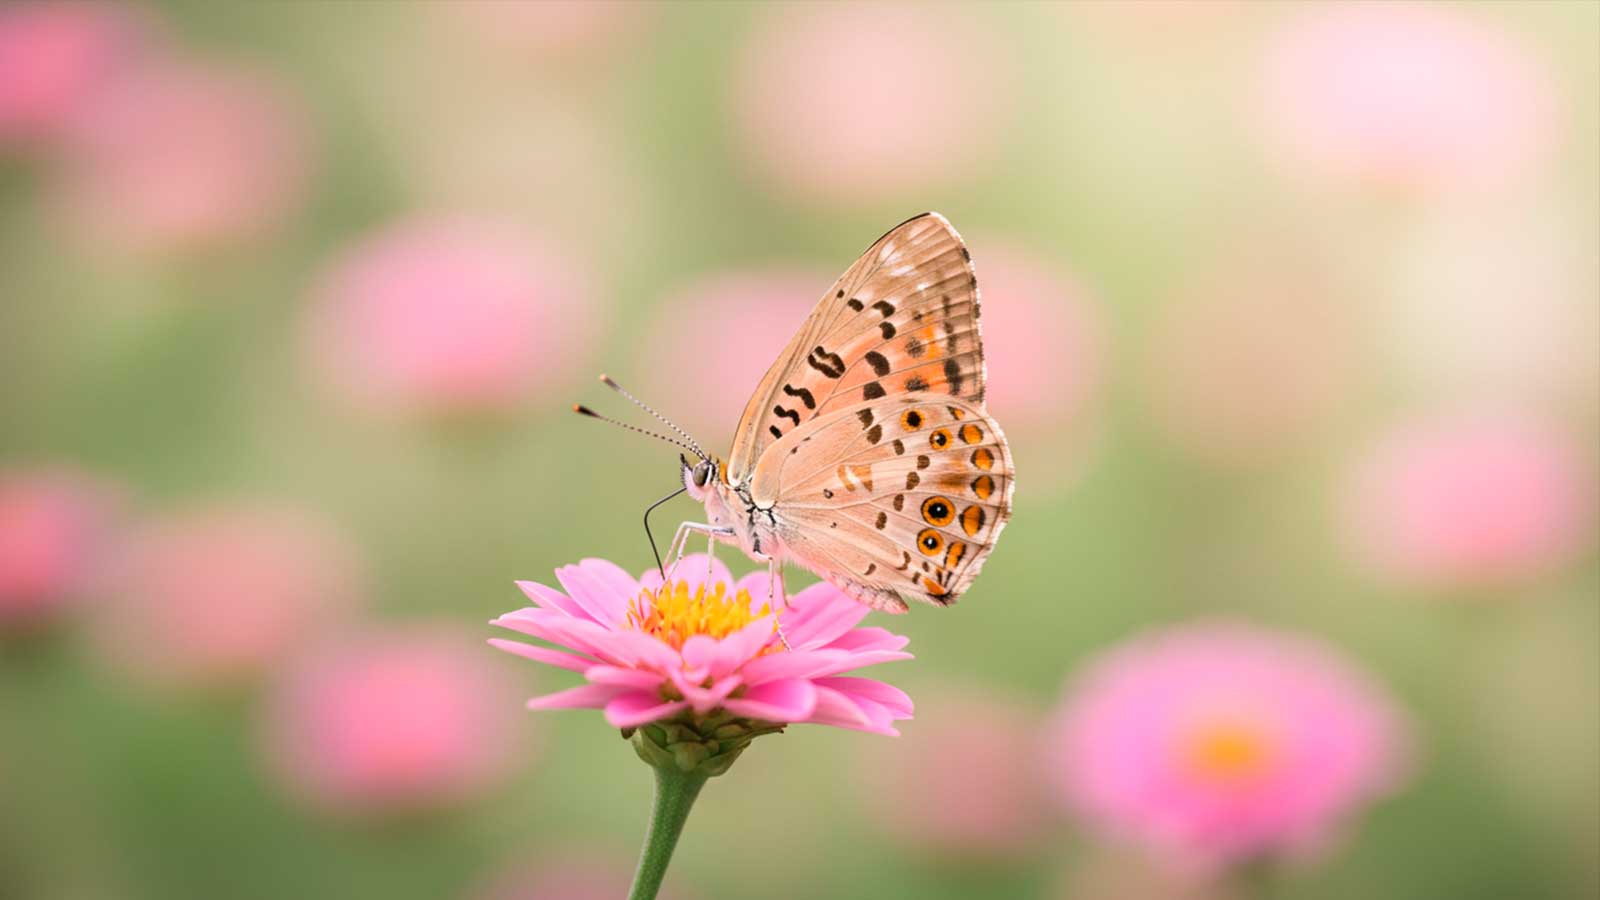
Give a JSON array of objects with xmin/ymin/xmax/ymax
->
[
  {"xmin": 767, "ymin": 558, "xmax": 792, "ymax": 651},
  {"xmin": 663, "ymin": 521, "xmax": 735, "ymax": 582}
]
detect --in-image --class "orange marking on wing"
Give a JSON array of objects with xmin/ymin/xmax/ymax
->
[
  {"xmin": 972, "ymin": 474, "xmax": 995, "ymax": 500},
  {"xmin": 960, "ymin": 505, "xmax": 985, "ymax": 537},
  {"xmin": 916, "ymin": 528, "xmax": 944, "ymax": 557},
  {"xmin": 944, "ymin": 541, "xmax": 967, "ymax": 570},
  {"xmin": 959, "ymin": 423, "xmax": 983, "ymax": 444},
  {"xmin": 971, "ymin": 447, "xmax": 994, "ymax": 471},
  {"xmin": 921, "ymin": 576, "xmax": 950, "ymax": 597}
]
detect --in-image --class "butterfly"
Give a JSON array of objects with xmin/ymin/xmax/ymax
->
[{"xmin": 579, "ymin": 212, "xmax": 1013, "ymax": 613}]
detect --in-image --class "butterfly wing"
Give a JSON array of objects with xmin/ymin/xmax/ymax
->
[
  {"xmin": 727, "ymin": 212, "xmax": 984, "ymax": 483},
  {"xmin": 752, "ymin": 397, "xmax": 1013, "ymax": 612}
]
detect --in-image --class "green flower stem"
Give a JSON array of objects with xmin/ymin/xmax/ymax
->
[{"xmin": 626, "ymin": 764, "xmax": 708, "ymax": 900}]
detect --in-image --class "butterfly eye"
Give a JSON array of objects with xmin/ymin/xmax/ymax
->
[
  {"xmin": 917, "ymin": 528, "xmax": 945, "ymax": 556},
  {"xmin": 929, "ymin": 428, "xmax": 951, "ymax": 449},
  {"xmin": 691, "ymin": 460, "xmax": 712, "ymax": 488},
  {"xmin": 921, "ymin": 496, "xmax": 955, "ymax": 527}
]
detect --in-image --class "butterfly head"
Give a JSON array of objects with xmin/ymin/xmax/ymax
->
[{"xmin": 681, "ymin": 454, "xmax": 720, "ymax": 502}]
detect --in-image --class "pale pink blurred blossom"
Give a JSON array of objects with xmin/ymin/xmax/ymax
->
[
  {"xmin": 443, "ymin": 0, "xmax": 650, "ymax": 59},
  {"xmin": 1047, "ymin": 622, "xmax": 1411, "ymax": 872},
  {"xmin": 856, "ymin": 687, "xmax": 1047, "ymax": 858},
  {"xmin": 975, "ymin": 242, "xmax": 1105, "ymax": 431},
  {"xmin": 0, "ymin": 468, "xmax": 122, "ymax": 632},
  {"xmin": 732, "ymin": 3, "xmax": 1011, "ymax": 203},
  {"xmin": 1259, "ymin": 3, "xmax": 1559, "ymax": 194},
  {"xmin": 262, "ymin": 625, "xmax": 526, "ymax": 817},
  {"xmin": 90, "ymin": 504, "xmax": 363, "ymax": 689},
  {"xmin": 1384, "ymin": 205, "xmax": 1600, "ymax": 408},
  {"xmin": 1344, "ymin": 413, "xmax": 1594, "ymax": 592},
  {"xmin": 53, "ymin": 60, "xmax": 313, "ymax": 254},
  {"xmin": 646, "ymin": 270, "xmax": 824, "ymax": 440},
  {"xmin": 303, "ymin": 216, "xmax": 597, "ymax": 420},
  {"xmin": 0, "ymin": 1, "xmax": 151, "ymax": 148},
  {"xmin": 1142, "ymin": 267, "xmax": 1355, "ymax": 466}
]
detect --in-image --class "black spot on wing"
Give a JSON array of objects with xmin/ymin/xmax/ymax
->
[
  {"xmin": 863, "ymin": 382, "xmax": 886, "ymax": 400},
  {"xmin": 866, "ymin": 424, "xmax": 882, "ymax": 444},
  {"xmin": 769, "ymin": 425, "xmax": 782, "ymax": 439},
  {"xmin": 856, "ymin": 409, "xmax": 874, "ymax": 427},
  {"xmin": 871, "ymin": 300, "xmax": 896, "ymax": 318},
  {"xmin": 773, "ymin": 405, "xmax": 801, "ymax": 426},
  {"xmin": 865, "ymin": 351, "xmax": 890, "ymax": 376},
  {"xmin": 906, "ymin": 375, "xmax": 929, "ymax": 392},
  {"xmin": 807, "ymin": 346, "xmax": 846, "ymax": 378},
  {"xmin": 846, "ymin": 298, "xmax": 863, "ymax": 311},
  {"xmin": 944, "ymin": 357, "xmax": 963, "ymax": 395},
  {"xmin": 782, "ymin": 384, "xmax": 816, "ymax": 410},
  {"xmin": 880, "ymin": 321, "xmax": 897, "ymax": 339}
]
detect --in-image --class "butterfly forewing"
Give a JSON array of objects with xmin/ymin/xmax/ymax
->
[{"xmin": 727, "ymin": 213, "xmax": 983, "ymax": 482}]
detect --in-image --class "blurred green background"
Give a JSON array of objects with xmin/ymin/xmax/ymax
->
[{"xmin": 1, "ymin": 2, "xmax": 1596, "ymax": 899}]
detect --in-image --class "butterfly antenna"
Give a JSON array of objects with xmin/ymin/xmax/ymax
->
[
  {"xmin": 598, "ymin": 374, "xmax": 707, "ymax": 459},
  {"xmin": 572, "ymin": 405, "xmax": 703, "ymax": 456}
]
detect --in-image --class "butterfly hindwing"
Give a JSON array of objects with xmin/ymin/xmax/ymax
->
[
  {"xmin": 727, "ymin": 213, "xmax": 982, "ymax": 483},
  {"xmin": 752, "ymin": 397, "xmax": 1013, "ymax": 610}
]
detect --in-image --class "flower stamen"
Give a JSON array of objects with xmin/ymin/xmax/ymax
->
[{"xmin": 626, "ymin": 581, "xmax": 774, "ymax": 650}]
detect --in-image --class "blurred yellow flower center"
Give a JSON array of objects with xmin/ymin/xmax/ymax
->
[
  {"xmin": 627, "ymin": 580, "xmax": 773, "ymax": 650},
  {"xmin": 1181, "ymin": 719, "xmax": 1278, "ymax": 786}
]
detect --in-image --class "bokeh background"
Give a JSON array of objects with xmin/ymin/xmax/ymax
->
[{"xmin": 1, "ymin": 2, "xmax": 1597, "ymax": 899}]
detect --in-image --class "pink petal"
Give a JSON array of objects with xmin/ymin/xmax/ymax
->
[
  {"xmin": 815, "ymin": 676, "xmax": 914, "ymax": 718},
  {"xmin": 491, "ymin": 610, "xmax": 624, "ymax": 663},
  {"xmin": 681, "ymin": 615, "xmax": 776, "ymax": 679},
  {"xmin": 809, "ymin": 684, "xmax": 902, "ymax": 735},
  {"xmin": 515, "ymin": 580, "xmax": 590, "ymax": 621},
  {"xmin": 554, "ymin": 562, "xmax": 630, "ymax": 626},
  {"xmin": 738, "ymin": 649, "xmax": 848, "ymax": 685},
  {"xmin": 821, "ymin": 626, "xmax": 911, "ymax": 654},
  {"xmin": 486, "ymin": 637, "xmax": 595, "ymax": 673},
  {"xmin": 584, "ymin": 665, "xmax": 666, "ymax": 690},
  {"xmin": 781, "ymin": 582, "xmax": 870, "ymax": 647},
  {"xmin": 680, "ymin": 674, "xmax": 743, "ymax": 716},
  {"xmin": 604, "ymin": 692, "xmax": 689, "ymax": 728},
  {"xmin": 734, "ymin": 570, "xmax": 775, "ymax": 608},
  {"xmin": 577, "ymin": 557, "xmax": 643, "ymax": 604},
  {"xmin": 525, "ymin": 683, "xmax": 627, "ymax": 710},
  {"xmin": 720, "ymin": 678, "xmax": 817, "ymax": 723}
]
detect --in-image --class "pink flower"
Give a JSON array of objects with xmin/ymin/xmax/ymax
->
[
  {"xmin": 1141, "ymin": 263, "xmax": 1355, "ymax": 466},
  {"xmin": 0, "ymin": 1, "xmax": 150, "ymax": 149},
  {"xmin": 1344, "ymin": 412, "xmax": 1594, "ymax": 592},
  {"xmin": 1259, "ymin": 3, "xmax": 1559, "ymax": 194},
  {"xmin": 855, "ymin": 687, "xmax": 1047, "ymax": 858},
  {"xmin": 303, "ymin": 215, "xmax": 597, "ymax": 421},
  {"xmin": 1046, "ymin": 622, "xmax": 1411, "ymax": 871},
  {"xmin": 491, "ymin": 555, "xmax": 914, "ymax": 736},
  {"xmin": 261, "ymin": 624, "xmax": 526, "ymax": 817},
  {"xmin": 52, "ymin": 58, "xmax": 313, "ymax": 255},
  {"xmin": 731, "ymin": 3, "xmax": 1012, "ymax": 204},
  {"xmin": 645, "ymin": 270, "xmax": 826, "ymax": 437},
  {"xmin": 89, "ymin": 504, "xmax": 363, "ymax": 690},
  {"xmin": 0, "ymin": 467, "xmax": 122, "ymax": 632}
]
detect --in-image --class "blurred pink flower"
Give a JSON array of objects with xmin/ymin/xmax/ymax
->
[
  {"xmin": 0, "ymin": 467, "xmax": 121, "ymax": 632},
  {"xmin": 856, "ymin": 687, "xmax": 1046, "ymax": 858},
  {"xmin": 1142, "ymin": 266, "xmax": 1355, "ymax": 466},
  {"xmin": 732, "ymin": 3, "xmax": 1011, "ymax": 203},
  {"xmin": 1344, "ymin": 413, "xmax": 1594, "ymax": 592},
  {"xmin": 492, "ymin": 555, "xmax": 914, "ymax": 735},
  {"xmin": 90, "ymin": 504, "xmax": 363, "ymax": 689},
  {"xmin": 443, "ymin": 0, "xmax": 650, "ymax": 59},
  {"xmin": 975, "ymin": 242, "xmax": 1105, "ymax": 431},
  {"xmin": 303, "ymin": 216, "xmax": 597, "ymax": 421},
  {"xmin": 52, "ymin": 59, "xmax": 312, "ymax": 254},
  {"xmin": 646, "ymin": 270, "xmax": 824, "ymax": 439},
  {"xmin": 1259, "ymin": 3, "xmax": 1559, "ymax": 194},
  {"xmin": 0, "ymin": 1, "xmax": 151, "ymax": 149},
  {"xmin": 1047, "ymin": 622, "xmax": 1411, "ymax": 872},
  {"xmin": 262, "ymin": 625, "xmax": 525, "ymax": 817}
]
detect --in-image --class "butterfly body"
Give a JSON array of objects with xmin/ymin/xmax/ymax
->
[{"xmin": 671, "ymin": 213, "xmax": 1015, "ymax": 614}]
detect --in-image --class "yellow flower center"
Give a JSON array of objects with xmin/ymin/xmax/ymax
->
[
  {"xmin": 1180, "ymin": 717, "xmax": 1279, "ymax": 786},
  {"xmin": 626, "ymin": 580, "xmax": 773, "ymax": 650}
]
